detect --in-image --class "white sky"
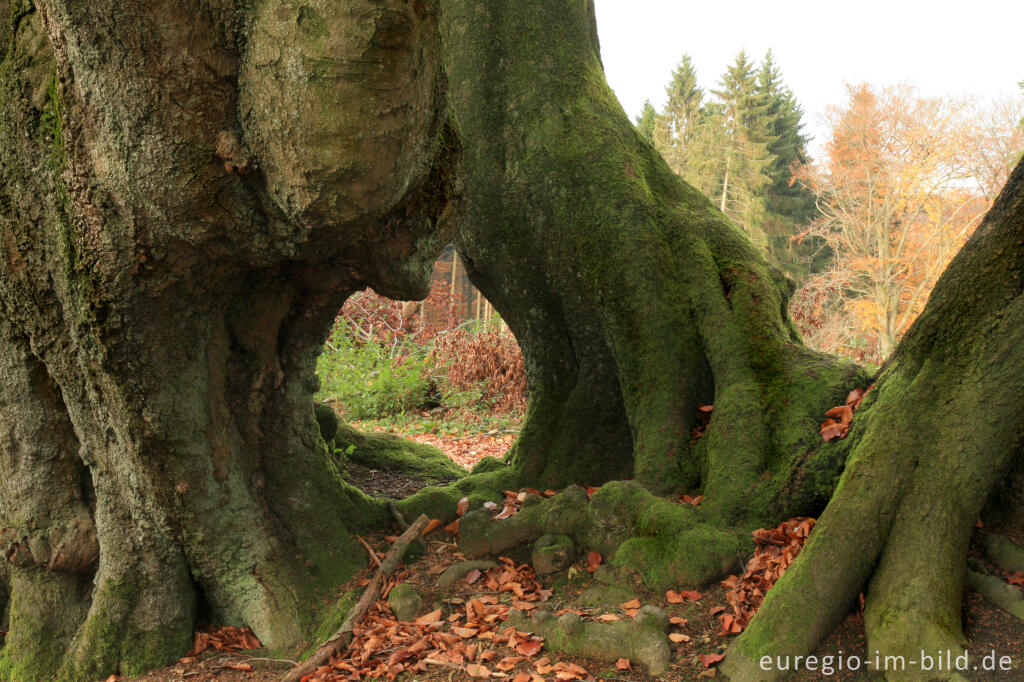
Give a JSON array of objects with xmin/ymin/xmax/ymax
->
[{"xmin": 594, "ymin": 0, "xmax": 1024, "ymax": 157}]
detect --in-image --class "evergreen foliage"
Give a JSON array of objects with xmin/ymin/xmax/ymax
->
[{"xmin": 652, "ymin": 50, "xmax": 818, "ymax": 279}]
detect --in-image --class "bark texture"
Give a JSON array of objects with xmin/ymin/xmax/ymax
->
[
  {"xmin": 722, "ymin": 162, "xmax": 1024, "ymax": 681},
  {"xmin": 0, "ymin": 0, "xmax": 455, "ymax": 678},
  {"xmin": 441, "ymin": 0, "xmax": 866, "ymax": 526}
]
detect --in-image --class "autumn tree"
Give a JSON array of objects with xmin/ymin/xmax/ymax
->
[
  {"xmin": 0, "ymin": 1, "xmax": 1022, "ymax": 681},
  {"xmin": 792, "ymin": 84, "xmax": 1024, "ymax": 362}
]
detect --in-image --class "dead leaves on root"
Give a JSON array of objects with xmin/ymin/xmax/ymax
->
[
  {"xmin": 718, "ymin": 517, "xmax": 816, "ymax": 636},
  {"xmin": 820, "ymin": 386, "xmax": 873, "ymax": 441},
  {"xmin": 187, "ymin": 624, "xmax": 262, "ymax": 657}
]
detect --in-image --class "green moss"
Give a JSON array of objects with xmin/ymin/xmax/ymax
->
[
  {"xmin": 56, "ymin": 576, "xmax": 193, "ymax": 682},
  {"xmin": 300, "ymin": 590, "xmax": 358, "ymax": 660},
  {"xmin": 333, "ymin": 421, "xmax": 466, "ymax": 485},
  {"xmin": 396, "ymin": 462, "xmax": 519, "ymax": 523}
]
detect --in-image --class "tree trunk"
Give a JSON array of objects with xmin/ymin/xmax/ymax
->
[
  {"xmin": 0, "ymin": 1, "xmax": 455, "ymax": 678},
  {"xmin": 722, "ymin": 161, "xmax": 1024, "ymax": 681},
  {"xmin": 442, "ymin": 0, "xmax": 866, "ymax": 527}
]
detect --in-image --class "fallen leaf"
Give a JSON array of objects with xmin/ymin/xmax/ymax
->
[
  {"xmin": 616, "ymin": 658, "xmax": 631, "ymax": 671},
  {"xmin": 414, "ymin": 609, "xmax": 443, "ymax": 625},
  {"xmin": 1007, "ymin": 572, "xmax": 1024, "ymax": 586},
  {"xmin": 421, "ymin": 518, "xmax": 444, "ymax": 536},
  {"xmin": 457, "ymin": 497, "xmax": 470, "ymax": 515},
  {"xmin": 679, "ymin": 590, "xmax": 702, "ymax": 601},
  {"xmin": 709, "ymin": 605, "xmax": 726, "ymax": 615},
  {"xmin": 620, "ymin": 598, "xmax": 642, "ymax": 610},
  {"xmin": 587, "ymin": 551, "xmax": 602, "ymax": 572},
  {"xmin": 669, "ymin": 616, "xmax": 688, "ymax": 626},
  {"xmin": 225, "ymin": 662, "xmax": 253, "ymax": 671},
  {"xmin": 597, "ymin": 614, "xmax": 621, "ymax": 622},
  {"xmin": 700, "ymin": 653, "xmax": 726, "ymax": 668},
  {"xmin": 666, "ymin": 589, "xmax": 684, "ymax": 604},
  {"xmin": 669, "ymin": 633, "xmax": 691, "ymax": 643},
  {"xmin": 466, "ymin": 663, "xmax": 492, "ymax": 678},
  {"xmin": 516, "ymin": 639, "xmax": 544, "ymax": 657}
]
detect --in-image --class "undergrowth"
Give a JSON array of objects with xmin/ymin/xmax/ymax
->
[{"xmin": 316, "ymin": 285, "xmax": 526, "ymax": 429}]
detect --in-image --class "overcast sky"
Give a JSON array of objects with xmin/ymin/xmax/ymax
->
[{"xmin": 593, "ymin": 0, "xmax": 1024, "ymax": 157}]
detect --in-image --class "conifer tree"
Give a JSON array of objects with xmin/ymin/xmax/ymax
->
[
  {"xmin": 711, "ymin": 50, "xmax": 776, "ymax": 249},
  {"xmin": 634, "ymin": 100, "xmax": 657, "ymax": 143}
]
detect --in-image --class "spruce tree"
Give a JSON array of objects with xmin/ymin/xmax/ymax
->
[
  {"xmin": 711, "ymin": 50, "xmax": 776, "ymax": 249},
  {"xmin": 634, "ymin": 100, "xmax": 657, "ymax": 143},
  {"xmin": 756, "ymin": 50, "xmax": 821, "ymax": 277}
]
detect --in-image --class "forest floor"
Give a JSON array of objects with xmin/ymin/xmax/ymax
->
[{"xmin": 122, "ymin": 418, "xmax": 1024, "ymax": 682}]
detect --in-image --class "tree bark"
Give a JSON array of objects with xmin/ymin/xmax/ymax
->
[
  {"xmin": 441, "ymin": 0, "xmax": 865, "ymax": 527},
  {"xmin": 0, "ymin": 1, "xmax": 456, "ymax": 678},
  {"xmin": 722, "ymin": 161, "xmax": 1024, "ymax": 681}
]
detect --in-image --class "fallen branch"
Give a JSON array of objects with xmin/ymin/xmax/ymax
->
[
  {"xmin": 355, "ymin": 535, "xmax": 382, "ymax": 568},
  {"xmin": 281, "ymin": 514, "xmax": 430, "ymax": 682}
]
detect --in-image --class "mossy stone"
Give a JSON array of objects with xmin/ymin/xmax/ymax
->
[
  {"xmin": 531, "ymin": 534, "xmax": 575, "ymax": 575},
  {"xmin": 387, "ymin": 584, "xmax": 422, "ymax": 622}
]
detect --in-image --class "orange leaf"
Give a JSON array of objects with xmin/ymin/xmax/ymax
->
[
  {"xmin": 668, "ymin": 632, "xmax": 691, "ymax": 643},
  {"xmin": 597, "ymin": 614, "xmax": 621, "ymax": 622},
  {"xmin": 620, "ymin": 599, "xmax": 641, "ymax": 610},
  {"xmin": 665, "ymin": 589, "xmax": 684, "ymax": 604},
  {"xmin": 679, "ymin": 590, "xmax": 702, "ymax": 601},
  {"xmin": 1007, "ymin": 572, "xmax": 1024, "ymax": 586},
  {"xmin": 516, "ymin": 639, "xmax": 543, "ymax": 657},
  {"xmin": 709, "ymin": 605, "xmax": 726, "ymax": 615},
  {"xmin": 669, "ymin": 616, "xmax": 688, "ymax": 626},
  {"xmin": 457, "ymin": 497, "xmax": 470, "ymax": 515},
  {"xmin": 415, "ymin": 609, "xmax": 443, "ymax": 625},
  {"xmin": 465, "ymin": 663, "xmax": 492, "ymax": 678},
  {"xmin": 587, "ymin": 551, "xmax": 602, "ymax": 572},
  {"xmin": 616, "ymin": 658, "xmax": 631, "ymax": 671},
  {"xmin": 513, "ymin": 674, "xmax": 532, "ymax": 682},
  {"xmin": 226, "ymin": 662, "xmax": 253, "ymax": 671},
  {"xmin": 421, "ymin": 518, "xmax": 444, "ymax": 536},
  {"xmin": 700, "ymin": 652, "xmax": 726, "ymax": 667}
]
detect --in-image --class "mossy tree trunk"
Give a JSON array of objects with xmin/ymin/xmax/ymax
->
[
  {"xmin": 0, "ymin": 1, "xmax": 455, "ymax": 679},
  {"xmin": 442, "ymin": 0, "xmax": 866, "ymax": 526},
  {"xmin": 722, "ymin": 164, "xmax": 1024, "ymax": 681},
  {"xmin": 440, "ymin": 6, "xmax": 1024, "ymax": 678}
]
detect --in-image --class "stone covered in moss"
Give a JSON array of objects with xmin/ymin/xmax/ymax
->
[{"xmin": 531, "ymin": 534, "xmax": 575, "ymax": 575}]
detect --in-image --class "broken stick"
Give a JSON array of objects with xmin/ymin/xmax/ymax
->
[{"xmin": 281, "ymin": 514, "xmax": 430, "ymax": 682}]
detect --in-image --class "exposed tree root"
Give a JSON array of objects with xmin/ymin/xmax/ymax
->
[
  {"xmin": 456, "ymin": 481, "xmax": 749, "ymax": 589},
  {"xmin": 507, "ymin": 606, "xmax": 671, "ymax": 676},
  {"xmin": 282, "ymin": 515, "xmax": 430, "ymax": 682},
  {"xmin": 967, "ymin": 564, "xmax": 1024, "ymax": 621},
  {"xmin": 315, "ymin": 404, "xmax": 465, "ymax": 485},
  {"xmin": 722, "ymin": 163, "xmax": 1024, "ymax": 681}
]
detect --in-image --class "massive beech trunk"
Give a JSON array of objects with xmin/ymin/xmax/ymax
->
[
  {"xmin": 442, "ymin": 1, "xmax": 865, "ymax": 526},
  {"xmin": 0, "ymin": 0, "xmax": 1020, "ymax": 680},
  {"xmin": 0, "ymin": 1, "xmax": 455, "ymax": 678},
  {"xmin": 439, "ymin": 3, "xmax": 1024, "ymax": 679}
]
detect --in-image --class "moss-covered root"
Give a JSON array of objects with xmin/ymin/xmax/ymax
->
[
  {"xmin": 967, "ymin": 564, "xmax": 1024, "ymax": 621},
  {"xmin": 325, "ymin": 414, "xmax": 466, "ymax": 484},
  {"xmin": 984, "ymin": 534, "xmax": 1024, "ymax": 572},
  {"xmin": 456, "ymin": 481, "xmax": 748, "ymax": 590},
  {"xmin": 395, "ymin": 457, "xmax": 520, "ymax": 522},
  {"xmin": 507, "ymin": 606, "xmax": 671, "ymax": 676},
  {"xmin": 0, "ymin": 570, "xmax": 91, "ymax": 681},
  {"xmin": 724, "ymin": 158, "xmax": 1024, "ymax": 679}
]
